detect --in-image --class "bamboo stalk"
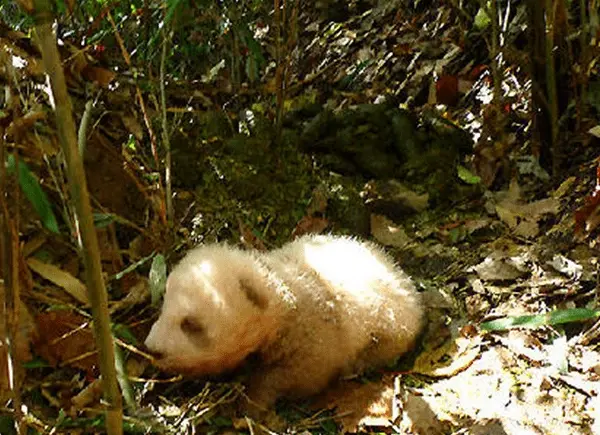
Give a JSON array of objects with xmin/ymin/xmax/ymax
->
[{"xmin": 30, "ymin": 1, "xmax": 123, "ymax": 433}]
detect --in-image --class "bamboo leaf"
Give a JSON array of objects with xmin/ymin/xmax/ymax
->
[
  {"xmin": 481, "ymin": 308, "xmax": 600, "ymax": 331},
  {"xmin": 7, "ymin": 155, "xmax": 59, "ymax": 234},
  {"xmin": 457, "ymin": 164, "xmax": 481, "ymax": 185},
  {"xmin": 149, "ymin": 254, "xmax": 167, "ymax": 306}
]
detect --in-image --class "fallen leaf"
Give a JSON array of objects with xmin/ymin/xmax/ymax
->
[
  {"xmin": 495, "ymin": 194, "xmax": 559, "ymax": 239},
  {"xmin": 313, "ymin": 375, "xmax": 396, "ymax": 433},
  {"xmin": 370, "ymin": 214, "xmax": 411, "ymax": 248},
  {"xmin": 33, "ymin": 311, "xmax": 97, "ymax": 376},
  {"xmin": 521, "ymin": 197, "xmax": 560, "ymax": 216},
  {"xmin": 470, "ymin": 256, "xmax": 528, "ymax": 281},
  {"xmin": 0, "ymin": 296, "xmax": 36, "ymax": 403},
  {"xmin": 402, "ymin": 393, "xmax": 447, "ymax": 435},
  {"xmin": 546, "ymin": 255, "xmax": 583, "ymax": 280},
  {"xmin": 499, "ymin": 330, "xmax": 545, "ymax": 362},
  {"xmin": 81, "ymin": 65, "xmax": 116, "ymax": 87},
  {"xmin": 121, "ymin": 115, "xmax": 144, "ymax": 140},
  {"xmin": 27, "ymin": 258, "xmax": 89, "ymax": 305},
  {"xmin": 588, "ymin": 125, "xmax": 600, "ymax": 138},
  {"xmin": 109, "ymin": 278, "xmax": 149, "ymax": 314},
  {"xmin": 363, "ymin": 180, "xmax": 429, "ymax": 213},
  {"xmin": 436, "ymin": 74, "xmax": 459, "ymax": 106},
  {"xmin": 495, "ymin": 203, "xmax": 519, "ymax": 229},
  {"xmin": 71, "ymin": 378, "xmax": 103, "ymax": 411},
  {"xmin": 6, "ymin": 111, "xmax": 47, "ymax": 140},
  {"xmin": 513, "ymin": 219, "xmax": 539, "ymax": 238},
  {"xmin": 553, "ymin": 176, "xmax": 576, "ymax": 199},
  {"xmin": 413, "ymin": 336, "xmax": 482, "ymax": 377}
]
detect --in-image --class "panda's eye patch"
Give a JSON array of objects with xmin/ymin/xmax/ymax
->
[{"xmin": 181, "ymin": 316, "xmax": 205, "ymax": 335}]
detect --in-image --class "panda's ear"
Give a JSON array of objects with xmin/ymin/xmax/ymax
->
[{"xmin": 239, "ymin": 278, "xmax": 270, "ymax": 310}]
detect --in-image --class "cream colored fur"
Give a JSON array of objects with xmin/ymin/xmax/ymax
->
[{"xmin": 144, "ymin": 234, "xmax": 423, "ymax": 406}]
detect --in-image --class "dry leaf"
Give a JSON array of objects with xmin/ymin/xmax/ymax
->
[
  {"xmin": 470, "ymin": 256, "xmax": 528, "ymax": 281},
  {"xmin": 6, "ymin": 111, "xmax": 47, "ymax": 140},
  {"xmin": 363, "ymin": 180, "xmax": 429, "ymax": 213},
  {"xmin": 109, "ymin": 278, "xmax": 149, "ymax": 314},
  {"xmin": 33, "ymin": 311, "xmax": 97, "ymax": 376},
  {"xmin": 81, "ymin": 65, "xmax": 116, "ymax": 87},
  {"xmin": 121, "ymin": 115, "xmax": 144, "ymax": 140},
  {"xmin": 402, "ymin": 393, "xmax": 447, "ymax": 434},
  {"xmin": 370, "ymin": 214, "xmax": 411, "ymax": 248},
  {"xmin": 313, "ymin": 375, "xmax": 397, "ymax": 433},
  {"xmin": 495, "ymin": 204, "xmax": 518, "ymax": 229},
  {"xmin": 413, "ymin": 336, "xmax": 482, "ymax": 377},
  {"xmin": 495, "ymin": 188, "xmax": 559, "ymax": 239},
  {"xmin": 21, "ymin": 234, "xmax": 47, "ymax": 258},
  {"xmin": 71, "ymin": 379, "xmax": 103, "ymax": 410},
  {"xmin": 521, "ymin": 197, "xmax": 560, "ymax": 216},
  {"xmin": 513, "ymin": 219, "xmax": 539, "ymax": 238},
  {"xmin": 27, "ymin": 258, "xmax": 89, "ymax": 305},
  {"xmin": 435, "ymin": 74, "xmax": 460, "ymax": 106},
  {"xmin": 0, "ymin": 297, "xmax": 36, "ymax": 403},
  {"xmin": 553, "ymin": 176, "xmax": 576, "ymax": 199}
]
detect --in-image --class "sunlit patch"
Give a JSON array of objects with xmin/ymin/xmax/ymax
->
[
  {"xmin": 11, "ymin": 55, "xmax": 27, "ymax": 69},
  {"xmin": 34, "ymin": 81, "xmax": 55, "ymax": 109},
  {"xmin": 302, "ymin": 238, "xmax": 390, "ymax": 301},
  {"xmin": 198, "ymin": 260, "xmax": 213, "ymax": 276}
]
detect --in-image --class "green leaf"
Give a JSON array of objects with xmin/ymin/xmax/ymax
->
[
  {"xmin": 149, "ymin": 254, "xmax": 167, "ymax": 306},
  {"xmin": 7, "ymin": 155, "xmax": 59, "ymax": 234},
  {"xmin": 22, "ymin": 356, "xmax": 51, "ymax": 369},
  {"xmin": 210, "ymin": 416, "xmax": 233, "ymax": 428},
  {"xmin": 481, "ymin": 308, "xmax": 600, "ymax": 331},
  {"xmin": 113, "ymin": 323, "xmax": 139, "ymax": 345},
  {"xmin": 165, "ymin": 0, "xmax": 187, "ymax": 24},
  {"xmin": 93, "ymin": 213, "xmax": 116, "ymax": 228},
  {"xmin": 457, "ymin": 165, "xmax": 481, "ymax": 185},
  {"xmin": 240, "ymin": 26, "xmax": 266, "ymax": 82},
  {"xmin": 320, "ymin": 419, "xmax": 339, "ymax": 433},
  {"xmin": 474, "ymin": 7, "xmax": 491, "ymax": 30},
  {"xmin": 448, "ymin": 227, "xmax": 462, "ymax": 244},
  {"xmin": 110, "ymin": 252, "xmax": 155, "ymax": 281},
  {"xmin": 0, "ymin": 415, "xmax": 16, "ymax": 435}
]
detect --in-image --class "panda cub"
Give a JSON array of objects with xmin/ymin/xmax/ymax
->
[{"xmin": 144, "ymin": 234, "xmax": 424, "ymax": 406}]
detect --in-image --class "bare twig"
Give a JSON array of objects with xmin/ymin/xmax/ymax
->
[
  {"xmin": 545, "ymin": 0, "xmax": 559, "ymax": 174},
  {"xmin": 106, "ymin": 10, "xmax": 167, "ymax": 225},
  {"xmin": 160, "ymin": 25, "xmax": 173, "ymax": 225}
]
